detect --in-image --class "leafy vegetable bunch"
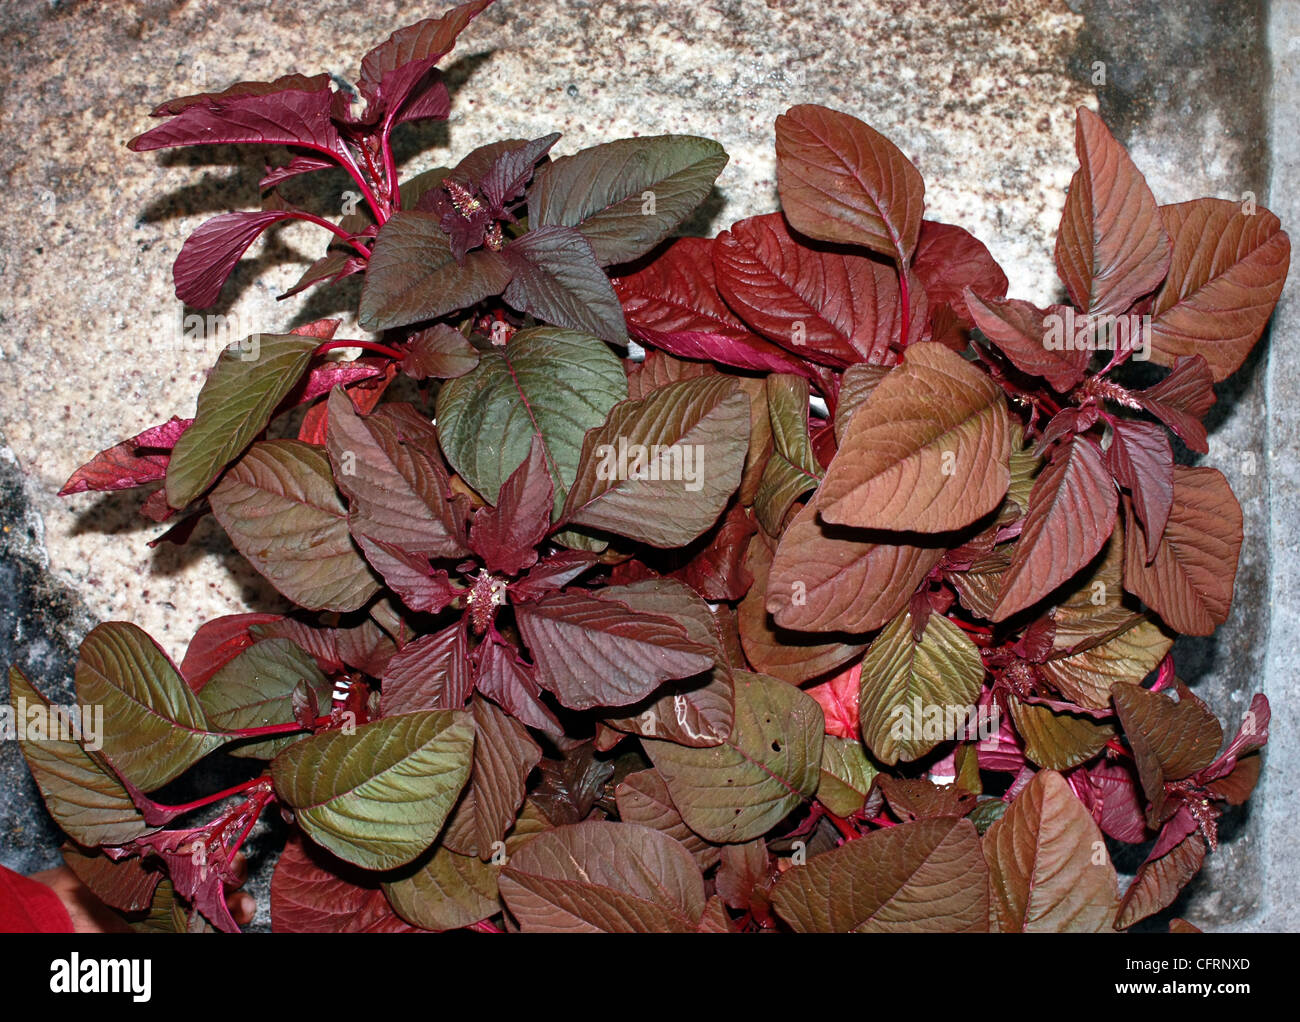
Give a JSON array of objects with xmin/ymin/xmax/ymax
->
[{"xmin": 13, "ymin": 0, "xmax": 1288, "ymax": 932}]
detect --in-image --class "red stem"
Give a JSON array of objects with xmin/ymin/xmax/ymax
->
[
  {"xmin": 225, "ymin": 792, "xmax": 272, "ymax": 867},
  {"xmin": 469, "ymin": 920, "xmax": 503, "ymax": 933},
  {"xmin": 824, "ymin": 809, "xmax": 859, "ymax": 841},
  {"xmin": 313, "ymin": 339, "xmax": 405, "ymax": 361},
  {"xmin": 224, "ymin": 718, "xmax": 327, "ymax": 739},
  {"xmin": 284, "ymin": 211, "xmax": 372, "ymax": 257},
  {"xmin": 156, "ymin": 776, "xmax": 268, "ymax": 815},
  {"xmin": 1106, "ymin": 738, "xmax": 1132, "ymax": 759}
]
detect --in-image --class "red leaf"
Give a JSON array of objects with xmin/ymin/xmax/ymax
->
[
  {"xmin": 381, "ymin": 619, "xmax": 472, "ymax": 715},
  {"xmin": 354, "ymin": 534, "xmax": 460, "ymax": 614},
  {"xmin": 774, "ymin": 104, "xmax": 925, "ymax": 263},
  {"xmin": 1088, "ymin": 759, "xmax": 1148, "ymax": 843},
  {"xmin": 130, "ymin": 80, "xmax": 352, "ymax": 169},
  {"xmin": 1132, "ymin": 355, "xmax": 1216, "ymax": 454},
  {"xmin": 1104, "ymin": 418, "xmax": 1173, "ymax": 551},
  {"xmin": 965, "ymin": 292, "xmax": 1088, "ymax": 393},
  {"xmin": 614, "ymin": 237, "xmax": 812, "ymax": 377},
  {"xmin": 470, "ymin": 435, "xmax": 553, "ymax": 576},
  {"xmin": 712, "ymin": 212, "xmax": 905, "ymax": 367},
  {"xmin": 174, "ymin": 210, "xmax": 301, "ymax": 307},
  {"xmin": 475, "ymin": 637, "xmax": 561, "ymax": 734},
  {"xmin": 1054, "ymin": 107, "xmax": 1171, "ymax": 315},
  {"xmin": 514, "ymin": 590, "xmax": 713, "ymax": 710},
  {"xmin": 59, "ymin": 416, "xmax": 193, "ymax": 496},
  {"xmin": 912, "ymin": 220, "xmax": 1008, "ymax": 323},
  {"xmin": 1149, "ymin": 198, "xmax": 1291, "ymax": 381},
  {"xmin": 508, "ymin": 550, "xmax": 599, "ymax": 603},
  {"xmin": 272, "ymin": 835, "xmax": 422, "ymax": 933},
  {"xmin": 1122, "ymin": 466, "xmax": 1242, "ymax": 636},
  {"xmin": 806, "ymin": 660, "xmax": 861, "ymax": 740},
  {"xmin": 993, "ymin": 436, "xmax": 1117, "ymax": 621},
  {"xmin": 179, "ymin": 612, "xmax": 284, "ymax": 692},
  {"xmin": 259, "ymin": 154, "xmax": 336, "ymax": 190}
]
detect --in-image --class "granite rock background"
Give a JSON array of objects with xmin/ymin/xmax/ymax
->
[{"xmin": 0, "ymin": 0, "xmax": 1293, "ymax": 931}]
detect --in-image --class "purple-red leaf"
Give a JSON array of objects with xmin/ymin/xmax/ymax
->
[
  {"xmin": 381, "ymin": 620, "xmax": 472, "ymax": 716},
  {"xmin": 514, "ymin": 590, "xmax": 713, "ymax": 710},
  {"xmin": 1104, "ymin": 418, "xmax": 1173, "ymax": 551},
  {"xmin": 470, "ymin": 434, "xmax": 552, "ymax": 576},
  {"xmin": 174, "ymin": 210, "xmax": 301, "ymax": 308},
  {"xmin": 1132, "ymin": 356, "xmax": 1216, "ymax": 454},
  {"xmin": 613, "ymin": 237, "xmax": 812, "ymax": 377},
  {"xmin": 993, "ymin": 436, "xmax": 1117, "ymax": 621}
]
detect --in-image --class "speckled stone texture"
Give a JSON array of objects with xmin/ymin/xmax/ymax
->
[{"xmin": 0, "ymin": 0, "xmax": 1290, "ymax": 930}]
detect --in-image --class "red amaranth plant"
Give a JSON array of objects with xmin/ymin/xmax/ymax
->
[{"xmin": 11, "ymin": 0, "xmax": 1287, "ymax": 933}]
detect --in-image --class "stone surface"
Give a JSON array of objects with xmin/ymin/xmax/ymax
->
[{"xmin": 0, "ymin": 0, "xmax": 1291, "ymax": 931}]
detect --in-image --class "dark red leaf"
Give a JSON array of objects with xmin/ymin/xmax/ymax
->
[
  {"xmin": 381, "ymin": 619, "xmax": 472, "ymax": 715},
  {"xmin": 912, "ymin": 220, "xmax": 1008, "ymax": 323},
  {"xmin": 613, "ymin": 237, "xmax": 812, "ymax": 377},
  {"xmin": 1104, "ymin": 418, "xmax": 1173, "ymax": 551},
  {"xmin": 179, "ymin": 612, "xmax": 284, "ymax": 692},
  {"xmin": 1132, "ymin": 355, "xmax": 1216, "ymax": 454},
  {"xmin": 470, "ymin": 435, "xmax": 552, "ymax": 576},
  {"xmin": 60, "ymin": 417, "xmax": 193, "ymax": 496}
]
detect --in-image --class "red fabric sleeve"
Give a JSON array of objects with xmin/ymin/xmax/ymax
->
[{"xmin": 0, "ymin": 864, "xmax": 75, "ymax": 933}]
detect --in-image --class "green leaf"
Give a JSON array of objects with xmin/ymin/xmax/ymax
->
[
  {"xmin": 771, "ymin": 818, "xmax": 989, "ymax": 932},
  {"xmin": 271, "ymin": 710, "xmax": 474, "ymax": 870},
  {"xmin": 1037, "ymin": 618, "xmax": 1172, "ymax": 710},
  {"xmin": 436, "ymin": 327, "xmax": 627, "ymax": 515},
  {"xmin": 562, "ymin": 375, "xmax": 750, "ymax": 547},
  {"xmin": 645, "ymin": 670, "xmax": 823, "ymax": 842},
  {"xmin": 499, "ymin": 820, "xmax": 707, "ymax": 932},
  {"xmin": 501, "ymin": 225, "xmax": 627, "ymax": 343},
  {"xmin": 166, "ymin": 333, "xmax": 317, "ymax": 508},
  {"xmin": 10, "ymin": 666, "xmax": 151, "ymax": 846},
  {"xmin": 382, "ymin": 846, "xmax": 500, "ymax": 931},
  {"xmin": 816, "ymin": 735, "xmax": 879, "ymax": 817},
  {"xmin": 983, "ymin": 769, "xmax": 1118, "ymax": 932},
  {"xmin": 74, "ymin": 623, "xmax": 228, "ymax": 791},
  {"xmin": 210, "ymin": 440, "xmax": 379, "ymax": 612},
  {"xmin": 755, "ymin": 374, "xmax": 821, "ymax": 536},
  {"xmin": 358, "ymin": 211, "xmax": 513, "ymax": 331},
  {"xmin": 1006, "ymin": 694, "xmax": 1114, "ymax": 771},
  {"xmin": 527, "ymin": 134, "xmax": 728, "ymax": 265},
  {"xmin": 199, "ymin": 638, "xmax": 330, "ymax": 758},
  {"xmin": 858, "ymin": 609, "xmax": 985, "ymax": 766}
]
